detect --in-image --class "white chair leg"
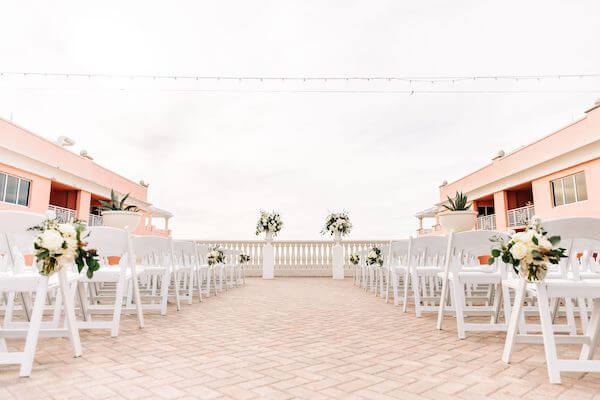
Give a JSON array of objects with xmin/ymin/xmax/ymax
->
[
  {"xmin": 452, "ymin": 281, "xmax": 466, "ymax": 339},
  {"xmin": 580, "ymin": 298, "xmax": 600, "ymax": 360},
  {"xmin": 402, "ymin": 271, "xmax": 410, "ymax": 312},
  {"xmin": 502, "ymin": 280, "xmax": 526, "ymax": 363},
  {"xmin": 19, "ymin": 277, "xmax": 49, "ymax": 377},
  {"xmin": 536, "ymin": 284, "xmax": 561, "ymax": 384},
  {"xmin": 110, "ymin": 274, "xmax": 126, "ymax": 337},
  {"xmin": 58, "ymin": 269, "xmax": 82, "ymax": 357},
  {"xmin": 412, "ymin": 273, "xmax": 422, "ymax": 317}
]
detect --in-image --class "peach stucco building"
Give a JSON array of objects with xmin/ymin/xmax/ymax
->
[
  {"xmin": 416, "ymin": 100, "xmax": 600, "ymax": 235},
  {"xmin": 0, "ymin": 118, "xmax": 172, "ymax": 236}
]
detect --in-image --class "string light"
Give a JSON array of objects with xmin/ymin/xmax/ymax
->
[{"xmin": 0, "ymin": 71, "xmax": 598, "ymax": 84}]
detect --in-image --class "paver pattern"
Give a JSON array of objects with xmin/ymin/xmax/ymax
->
[{"xmin": 2, "ymin": 278, "xmax": 600, "ymax": 399}]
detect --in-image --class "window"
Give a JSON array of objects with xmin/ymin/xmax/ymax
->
[
  {"xmin": 477, "ymin": 206, "xmax": 495, "ymax": 216},
  {"xmin": 551, "ymin": 171, "xmax": 587, "ymax": 207},
  {"xmin": 0, "ymin": 172, "xmax": 31, "ymax": 206}
]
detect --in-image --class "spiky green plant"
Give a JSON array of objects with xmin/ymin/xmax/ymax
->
[
  {"xmin": 443, "ymin": 191, "xmax": 472, "ymax": 211},
  {"xmin": 99, "ymin": 190, "xmax": 138, "ymax": 212}
]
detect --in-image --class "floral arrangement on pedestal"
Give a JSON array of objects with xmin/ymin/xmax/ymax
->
[
  {"xmin": 207, "ymin": 246, "xmax": 225, "ymax": 266},
  {"xmin": 321, "ymin": 211, "xmax": 352, "ymax": 238},
  {"xmin": 255, "ymin": 211, "xmax": 283, "ymax": 237},
  {"xmin": 366, "ymin": 246, "xmax": 384, "ymax": 267},
  {"xmin": 488, "ymin": 217, "xmax": 567, "ymax": 282},
  {"xmin": 349, "ymin": 254, "xmax": 360, "ymax": 266},
  {"xmin": 239, "ymin": 254, "xmax": 251, "ymax": 264},
  {"xmin": 28, "ymin": 216, "xmax": 101, "ymax": 278}
]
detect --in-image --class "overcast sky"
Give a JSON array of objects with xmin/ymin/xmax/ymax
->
[{"xmin": 1, "ymin": 1, "xmax": 599, "ymax": 240}]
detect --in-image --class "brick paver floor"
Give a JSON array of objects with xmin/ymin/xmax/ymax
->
[{"xmin": 2, "ymin": 278, "xmax": 600, "ymax": 399}]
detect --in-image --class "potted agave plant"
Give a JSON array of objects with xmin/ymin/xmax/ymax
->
[
  {"xmin": 99, "ymin": 190, "xmax": 141, "ymax": 233},
  {"xmin": 437, "ymin": 191, "xmax": 477, "ymax": 232}
]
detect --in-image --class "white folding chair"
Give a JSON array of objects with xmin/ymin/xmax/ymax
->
[
  {"xmin": 0, "ymin": 210, "xmax": 81, "ymax": 376},
  {"xmin": 173, "ymin": 240, "xmax": 201, "ymax": 304},
  {"xmin": 436, "ymin": 230, "xmax": 512, "ymax": 339},
  {"xmin": 132, "ymin": 235, "xmax": 179, "ymax": 315},
  {"xmin": 502, "ymin": 217, "xmax": 600, "ymax": 384},
  {"xmin": 386, "ymin": 239, "xmax": 409, "ymax": 305},
  {"xmin": 400, "ymin": 235, "xmax": 447, "ymax": 316},
  {"xmin": 77, "ymin": 226, "xmax": 144, "ymax": 337}
]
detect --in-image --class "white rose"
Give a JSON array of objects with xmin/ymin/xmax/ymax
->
[
  {"xmin": 538, "ymin": 237, "xmax": 553, "ymax": 250},
  {"xmin": 45, "ymin": 209, "xmax": 57, "ymax": 220},
  {"xmin": 368, "ymin": 251, "xmax": 377, "ymax": 258},
  {"xmin": 59, "ymin": 223, "xmax": 77, "ymax": 238},
  {"xmin": 40, "ymin": 230, "xmax": 64, "ymax": 252},
  {"xmin": 510, "ymin": 242, "xmax": 528, "ymax": 260}
]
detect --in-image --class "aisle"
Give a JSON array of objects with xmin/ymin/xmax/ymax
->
[{"xmin": 1, "ymin": 278, "xmax": 597, "ymax": 399}]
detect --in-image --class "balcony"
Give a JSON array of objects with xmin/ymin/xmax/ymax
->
[
  {"xmin": 48, "ymin": 205, "xmax": 76, "ymax": 224},
  {"xmin": 88, "ymin": 214, "xmax": 103, "ymax": 226},
  {"xmin": 507, "ymin": 204, "xmax": 535, "ymax": 228},
  {"xmin": 476, "ymin": 214, "xmax": 496, "ymax": 230}
]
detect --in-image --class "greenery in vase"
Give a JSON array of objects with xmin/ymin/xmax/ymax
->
[
  {"xmin": 255, "ymin": 210, "xmax": 283, "ymax": 237},
  {"xmin": 321, "ymin": 211, "xmax": 352, "ymax": 237},
  {"xmin": 442, "ymin": 191, "xmax": 472, "ymax": 211},
  {"xmin": 99, "ymin": 189, "xmax": 139, "ymax": 212}
]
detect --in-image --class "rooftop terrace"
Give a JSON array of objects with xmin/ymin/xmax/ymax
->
[{"xmin": 2, "ymin": 278, "xmax": 598, "ymax": 400}]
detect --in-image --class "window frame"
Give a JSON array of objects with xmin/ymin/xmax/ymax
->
[
  {"xmin": 0, "ymin": 171, "xmax": 32, "ymax": 207},
  {"xmin": 551, "ymin": 171, "xmax": 587, "ymax": 207}
]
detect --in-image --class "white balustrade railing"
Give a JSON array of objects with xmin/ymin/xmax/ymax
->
[
  {"xmin": 194, "ymin": 240, "xmax": 389, "ymax": 277},
  {"xmin": 476, "ymin": 214, "xmax": 496, "ymax": 230},
  {"xmin": 88, "ymin": 214, "xmax": 103, "ymax": 226},
  {"xmin": 48, "ymin": 205, "xmax": 76, "ymax": 224},
  {"xmin": 507, "ymin": 205, "xmax": 535, "ymax": 228}
]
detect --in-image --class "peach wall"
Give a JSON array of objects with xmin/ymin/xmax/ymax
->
[
  {"xmin": 440, "ymin": 106, "xmax": 600, "ymax": 202},
  {"xmin": 76, "ymin": 191, "xmax": 92, "ymax": 221},
  {"xmin": 532, "ymin": 159, "xmax": 600, "ymax": 220},
  {"xmin": 0, "ymin": 118, "xmax": 147, "ymax": 202},
  {"xmin": 0, "ymin": 162, "xmax": 51, "ymax": 214},
  {"xmin": 493, "ymin": 191, "xmax": 508, "ymax": 231}
]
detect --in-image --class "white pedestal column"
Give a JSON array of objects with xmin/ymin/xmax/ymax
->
[
  {"xmin": 332, "ymin": 232, "xmax": 344, "ymax": 280},
  {"xmin": 263, "ymin": 232, "xmax": 274, "ymax": 279}
]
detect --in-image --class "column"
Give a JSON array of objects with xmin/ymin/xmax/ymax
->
[
  {"xmin": 76, "ymin": 190, "xmax": 91, "ymax": 222},
  {"xmin": 493, "ymin": 190, "xmax": 508, "ymax": 231},
  {"xmin": 263, "ymin": 232, "xmax": 274, "ymax": 279},
  {"xmin": 332, "ymin": 232, "xmax": 344, "ymax": 279}
]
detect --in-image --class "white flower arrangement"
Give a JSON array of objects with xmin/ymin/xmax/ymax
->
[
  {"xmin": 489, "ymin": 217, "xmax": 567, "ymax": 282},
  {"xmin": 239, "ymin": 254, "xmax": 251, "ymax": 264},
  {"xmin": 321, "ymin": 211, "xmax": 352, "ymax": 237},
  {"xmin": 349, "ymin": 254, "xmax": 360, "ymax": 266},
  {"xmin": 28, "ymin": 216, "xmax": 100, "ymax": 277},
  {"xmin": 207, "ymin": 246, "xmax": 225, "ymax": 266},
  {"xmin": 366, "ymin": 246, "xmax": 384, "ymax": 267},
  {"xmin": 255, "ymin": 210, "xmax": 283, "ymax": 237}
]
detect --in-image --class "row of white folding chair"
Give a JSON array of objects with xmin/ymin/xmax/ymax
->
[{"xmin": 502, "ymin": 217, "xmax": 600, "ymax": 384}]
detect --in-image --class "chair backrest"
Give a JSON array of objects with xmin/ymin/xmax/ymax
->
[
  {"xmin": 409, "ymin": 235, "xmax": 447, "ymax": 267},
  {"xmin": 196, "ymin": 244, "xmax": 209, "ymax": 264},
  {"xmin": 541, "ymin": 217, "xmax": 600, "ymax": 279},
  {"xmin": 172, "ymin": 240, "xmax": 198, "ymax": 266},
  {"xmin": 0, "ymin": 211, "xmax": 45, "ymax": 270},
  {"xmin": 85, "ymin": 226, "xmax": 130, "ymax": 257},
  {"xmin": 131, "ymin": 235, "xmax": 173, "ymax": 266},
  {"xmin": 390, "ymin": 240, "xmax": 409, "ymax": 265},
  {"xmin": 449, "ymin": 230, "xmax": 509, "ymax": 274}
]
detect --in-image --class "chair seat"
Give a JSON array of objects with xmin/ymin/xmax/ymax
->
[
  {"xmin": 416, "ymin": 266, "xmax": 442, "ymax": 276},
  {"xmin": 441, "ymin": 270, "xmax": 502, "ymax": 284},
  {"xmin": 546, "ymin": 271, "xmax": 600, "ymax": 280},
  {"xmin": 80, "ymin": 265, "xmax": 134, "ymax": 282}
]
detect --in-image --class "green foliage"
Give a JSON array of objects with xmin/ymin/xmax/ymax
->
[
  {"xmin": 99, "ymin": 189, "xmax": 138, "ymax": 212},
  {"xmin": 443, "ymin": 191, "xmax": 472, "ymax": 211}
]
